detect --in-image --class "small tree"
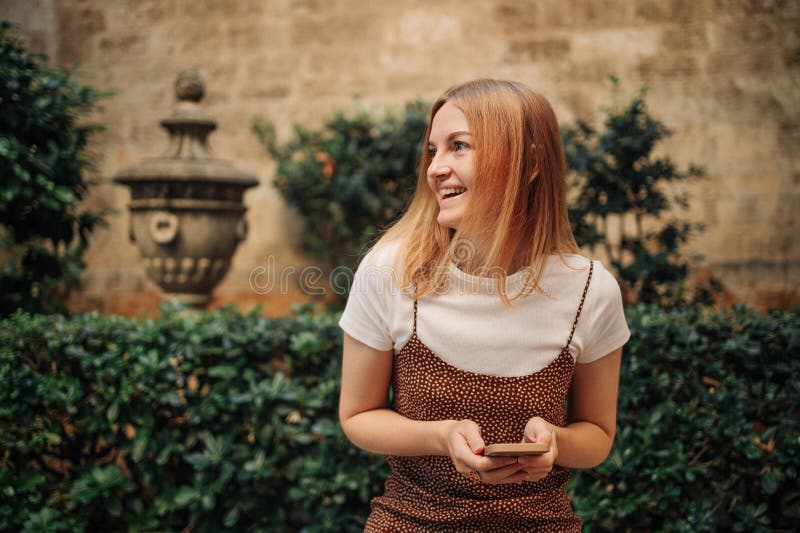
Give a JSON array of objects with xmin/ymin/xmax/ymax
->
[
  {"xmin": 0, "ymin": 22, "xmax": 108, "ymax": 315},
  {"xmin": 253, "ymin": 102, "xmax": 427, "ymax": 304},
  {"xmin": 563, "ymin": 80, "xmax": 720, "ymax": 307},
  {"xmin": 256, "ymin": 84, "xmax": 719, "ymax": 308}
]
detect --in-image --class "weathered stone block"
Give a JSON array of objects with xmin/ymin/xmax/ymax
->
[
  {"xmin": 55, "ymin": 1, "xmax": 107, "ymax": 64},
  {"xmin": 660, "ymin": 23, "xmax": 709, "ymax": 51},
  {"xmin": 506, "ymin": 37, "xmax": 571, "ymax": 62},
  {"xmin": 495, "ymin": 0, "xmax": 635, "ymax": 31},
  {"xmin": 637, "ymin": 53, "xmax": 701, "ymax": 78},
  {"xmin": 227, "ymin": 20, "xmax": 288, "ymax": 50},
  {"xmin": 634, "ymin": 0, "xmax": 713, "ymax": 24},
  {"xmin": 97, "ymin": 34, "xmax": 147, "ymax": 63},
  {"xmin": 713, "ymin": 0, "xmax": 800, "ymax": 18}
]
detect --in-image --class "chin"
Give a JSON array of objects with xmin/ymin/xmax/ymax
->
[{"xmin": 436, "ymin": 215, "xmax": 461, "ymax": 230}]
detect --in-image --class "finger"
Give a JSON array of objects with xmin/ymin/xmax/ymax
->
[
  {"xmin": 524, "ymin": 471, "xmax": 549, "ymax": 483},
  {"xmin": 521, "ymin": 463, "xmax": 553, "ymax": 481},
  {"xmin": 517, "ymin": 454, "xmax": 552, "ymax": 468},
  {"xmin": 523, "ymin": 422, "xmax": 553, "ymax": 445},
  {"xmin": 455, "ymin": 454, "xmax": 514, "ymax": 477},
  {"xmin": 466, "ymin": 469, "xmax": 482, "ymax": 483},
  {"xmin": 487, "ymin": 468, "xmax": 530, "ymax": 485},
  {"xmin": 475, "ymin": 463, "xmax": 525, "ymax": 485},
  {"xmin": 460, "ymin": 422, "xmax": 486, "ymax": 455},
  {"xmin": 504, "ymin": 470, "xmax": 530, "ymax": 484},
  {"xmin": 457, "ymin": 463, "xmax": 481, "ymax": 479},
  {"xmin": 475, "ymin": 456, "xmax": 518, "ymax": 472},
  {"xmin": 523, "ymin": 431, "xmax": 548, "ymax": 444},
  {"xmin": 521, "ymin": 466, "xmax": 552, "ymax": 477}
]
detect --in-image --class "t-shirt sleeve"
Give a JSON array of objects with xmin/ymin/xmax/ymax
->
[
  {"xmin": 338, "ymin": 247, "xmax": 396, "ymax": 351},
  {"xmin": 577, "ymin": 261, "xmax": 631, "ymax": 364}
]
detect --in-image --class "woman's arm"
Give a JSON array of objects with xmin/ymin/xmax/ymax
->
[
  {"xmin": 338, "ymin": 333, "xmax": 522, "ymax": 482},
  {"xmin": 519, "ymin": 347, "xmax": 622, "ymax": 478},
  {"xmin": 338, "ymin": 332, "xmax": 449, "ymax": 456}
]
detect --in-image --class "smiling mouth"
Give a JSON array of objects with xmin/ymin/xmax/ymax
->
[{"xmin": 441, "ymin": 187, "xmax": 467, "ymax": 200}]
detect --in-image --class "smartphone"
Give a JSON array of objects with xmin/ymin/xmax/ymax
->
[{"xmin": 483, "ymin": 443, "xmax": 549, "ymax": 456}]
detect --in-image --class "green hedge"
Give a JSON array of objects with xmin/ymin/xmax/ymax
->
[
  {"xmin": 1, "ymin": 304, "xmax": 797, "ymax": 531},
  {"xmin": 571, "ymin": 305, "xmax": 799, "ymax": 532},
  {"xmin": 0, "ymin": 303, "xmax": 386, "ymax": 532}
]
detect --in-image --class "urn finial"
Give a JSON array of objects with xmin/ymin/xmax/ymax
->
[{"xmin": 175, "ymin": 70, "xmax": 204, "ymax": 102}]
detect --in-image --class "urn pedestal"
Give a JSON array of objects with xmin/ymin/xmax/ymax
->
[{"xmin": 114, "ymin": 71, "xmax": 258, "ymax": 307}]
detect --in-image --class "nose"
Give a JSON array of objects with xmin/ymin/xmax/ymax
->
[{"xmin": 427, "ymin": 153, "xmax": 451, "ymax": 180}]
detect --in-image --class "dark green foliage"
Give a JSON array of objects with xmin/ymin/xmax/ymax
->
[
  {"xmin": 1, "ymin": 304, "xmax": 797, "ymax": 530},
  {"xmin": 570, "ymin": 304, "xmax": 799, "ymax": 531},
  {"xmin": 256, "ymin": 86, "xmax": 720, "ymax": 308},
  {"xmin": 252, "ymin": 102, "xmax": 428, "ymax": 303},
  {"xmin": 0, "ymin": 21, "xmax": 108, "ymax": 316},
  {"xmin": 564, "ymin": 80, "xmax": 720, "ymax": 307},
  {"xmin": 0, "ymin": 302, "xmax": 387, "ymax": 532}
]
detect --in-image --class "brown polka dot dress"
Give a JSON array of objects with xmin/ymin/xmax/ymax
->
[{"xmin": 364, "ymin": 262, "xmax": 593, "ymax": 532}]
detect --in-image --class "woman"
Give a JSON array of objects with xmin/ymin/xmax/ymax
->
[{"xmin": 338, "ymin": 79, "xmax": 630, "ymax": 531}]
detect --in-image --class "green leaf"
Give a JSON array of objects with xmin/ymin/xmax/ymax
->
[
  {"xmin": 184, "ymin": 452, "xmax": 214, "ymax": 470},
  {"xmin": 106, "ymin": 402, "xmax": 119, "ymax": 422},
  {"xmin": 159, "ymin": 391, "xmax": 182, "ymax": 406},
  {"xmin": 223, "ymin": 506, "xmax": 240, "ymax": 527},
  {"xmin": 53, "ymin": 186, "xmax": 75, "ymax": 204},
  {"xmin": 208, "ymin": 365, "xmax": 238, "ymax": 379},
  {"xmin": 201, "ymin": 492, "xmax": 216, "ymax": 510},
  {"xmin": 173, "ymin": 486, "xmax": 200, "ymax": 506},
  {"xmin": 131, "ymin": 434, "xmax": 148, "ymax": 462}
]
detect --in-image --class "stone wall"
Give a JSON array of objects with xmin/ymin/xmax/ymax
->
[{"xmin": 2, "ymin": 0, "xmax": 798, "ymax": 313}]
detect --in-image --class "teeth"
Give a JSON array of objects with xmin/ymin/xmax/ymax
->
[{"xmin": 440, "ymin": 187, "xmax": 467, "ymax": 198}]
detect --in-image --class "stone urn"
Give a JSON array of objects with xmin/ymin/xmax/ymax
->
[{"xmin": 114, "ymin": 71, "xmax": 258, "ymax": 307}]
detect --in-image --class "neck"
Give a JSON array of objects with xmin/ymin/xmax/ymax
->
[{"xmin": 453, "ymin": 249, "xmax": 532, "ymax": 277}]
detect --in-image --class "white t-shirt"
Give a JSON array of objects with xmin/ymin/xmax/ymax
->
[{"xmin": 339, "ymin": 240, "xmax": 630, "ymax": 377}]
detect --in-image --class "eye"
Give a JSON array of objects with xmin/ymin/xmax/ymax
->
[
  {"xmin": 426, "ymin": 146, "xmax": 436, "ymax": 158},
  {"xmin": 453, "ymin": 140, "xmax": 470, "ymax": 152}
]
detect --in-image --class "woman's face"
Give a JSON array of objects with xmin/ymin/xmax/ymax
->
[{"xmin": 426, "ymin": 101, "xmax": 475, "ymax": 230}]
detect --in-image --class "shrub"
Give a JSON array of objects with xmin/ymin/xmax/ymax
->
[
  {"xmin": 563, "ymin": 79, "xmax": 721, "ymax": 307},
  {"xmin": 0, "ymin": 21, "xmax": 109, "ymax": 316},
  {"xmin": 252, "ymin": 102, "xmax": 427, "ymax": 305},
  {"xmin": 1, "ymin": 304, "xmax": 797, "ymax": 531},
  {"xmin": 0, "ymin": 303, "xmax": 385, "ymax": 532},
  {"xmin": 570, "ymin": 304, "xmax": 799, "ymax": 531}
]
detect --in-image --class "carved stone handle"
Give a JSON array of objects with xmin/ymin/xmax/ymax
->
[{"xmin": 149, "ymin": 211, "xmax": 179, "ymax": 245}]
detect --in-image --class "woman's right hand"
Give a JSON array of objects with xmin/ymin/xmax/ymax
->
[{"xmin": 443, "ymin": 419, "xmax": 527, "ymax": 485}]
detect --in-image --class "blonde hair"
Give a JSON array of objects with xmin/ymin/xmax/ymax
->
[{"xmin": 374, "ymin": 79, "xmax": 578, "ymax": 305}]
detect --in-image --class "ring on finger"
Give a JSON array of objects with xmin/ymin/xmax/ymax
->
[{"xmin": 469, "ymin": 470, "xmax": 481, "ymax": 482}]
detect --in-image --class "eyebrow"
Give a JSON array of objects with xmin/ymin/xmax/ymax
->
[{"xmin": 427, "ymin": 131, "xmax": 473, "ymax": 144}]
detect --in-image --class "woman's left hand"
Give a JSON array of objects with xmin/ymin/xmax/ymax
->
[{"xmin": 518, "ymin": 417, "xmax": 558, "ymax": 482}]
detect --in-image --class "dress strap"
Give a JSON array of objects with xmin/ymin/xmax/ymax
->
[
  {"xmin": 564, "ymin": 260, "xmax": 593, "ymax": 352},
  {"xmin": 412, "ymin": 298, "xmax": 418, "ymax": 337},
  {"xmin": 410, "ymin": 281, "xmax": 420, "ymax": 337}
]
